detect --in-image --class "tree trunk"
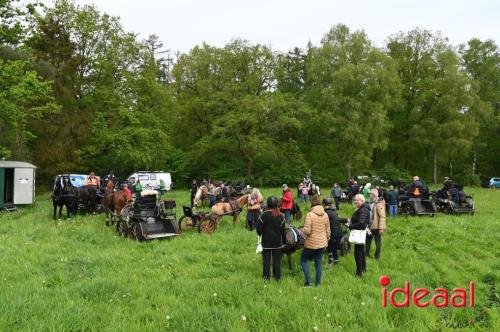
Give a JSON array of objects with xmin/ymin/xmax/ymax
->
[
  {"xmin": 246, "ymin": 160, "xmax": 253, "ymax": 178},
  {"xmin": 449, "ymin": 158, "xmax": 453, "ymax": 178},
  {"xmin": 472, "ymin": 144, "xmax": 476, "ymax": 177},
  {"xmin": 433, "ymin": 149, "xmax": 437, "ymax": 184},
  {"xmin": 347, "ymin": 158, "xmax": 352, "ymax": 179}
]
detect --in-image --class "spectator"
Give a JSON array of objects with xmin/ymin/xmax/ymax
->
[
  {"xmin": 301, "ymin": 195, "xmax": 331, "ymax": 287},
  {"xmin": 246, "ymin": 188, "xmax": 263, "ymax": 231},
  {"xmin": 256, "ymin": 196, "xmax": 286, "ymax": 281},
  {"xmin": 348, "ymin": 194, "xmax": 370, "ymax": 277},
  {"xmin": 281, "ymin": 184, "xmax": 293, "ymax": 223},
  {"xmin": 362, "ymin": 183, "xmax": 372, "ymax": 203},
  {"xmin": 301, "ymin": 182, "xmax": 309, "ymax": 202},
  {"xmin": 366, "ymin": 189, "xmax": 386, "ymax": 260},
  {"xmin": 386, "ymin": 185, "xmax": 398, "ymax": 216},
  {"xmin": 323, "ymin": 197, "xmax": 348, "ymax": 267},
  {"xmin": 331, "ymin": 183, "xmax": 342, "ymax": 210}
]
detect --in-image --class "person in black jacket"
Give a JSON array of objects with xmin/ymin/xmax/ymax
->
[
  {"xmin": 348, "ymin": 194, "xmax": 371, "ymax": 277},
  {"xmin": 256, "ymin": 196, "xmax": 286, "ymax": 281},
  {"xmin": 323, "ymin": 198, "xmax": 348, "ymax": 267},
  {"xmin": 386, "ymin": 185, "xmax": 398, "ymax": 216}
]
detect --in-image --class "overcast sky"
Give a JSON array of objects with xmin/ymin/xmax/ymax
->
[{"xmin": 59, "ymin": 0, "xmax": 499, "ymax": 53}]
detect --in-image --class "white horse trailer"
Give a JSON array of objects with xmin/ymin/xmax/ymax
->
[{"xmin": 0, "ymin": 160, "xmax": 37, "ymax": 211}]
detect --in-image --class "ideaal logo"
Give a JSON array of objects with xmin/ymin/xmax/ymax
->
[{"xmin": 380, "ymin": 275, "xmax": 475, "ymax": 308}]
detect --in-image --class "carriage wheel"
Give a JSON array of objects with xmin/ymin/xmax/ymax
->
[
  {"xmin": 444, "ymin": 205, "xmax": 454, "ymax": 215},
  {"xmin": 178, "ymin": 216, "xmax": 195, "ymax": 232},
  {"xmin": 116, "ymin": 219, "xmax": 128, "ymax": 236},
  {"xmin": 132, "ymin": 222, "xmax": 145, "ymax": 241},
  {"xmin": 401, "ymin": 205, "xmax": 414, "ymax": 216},
  {"xmin": 198, "ymin": 218, "xmax": 216, "ymax": 234}
]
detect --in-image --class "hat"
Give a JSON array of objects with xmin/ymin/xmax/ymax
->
[
  {"xmin": 282, "ymin": 184, "xmax": 288, "ymax": 190},
  {"xmin": 267, "ymin": 196, "xmax": 278, "ymax": 209}
]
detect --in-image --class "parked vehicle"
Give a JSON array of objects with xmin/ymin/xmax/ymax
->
[
  {"xmin": 432, "ymin": 187, "xmax": 475, "ymax": 215},
  {"xmin": 488, "ymin": 177, "xmax": 500, "ymax": 188},
  {"xmin": 127, "ymin": 171, "xmax": 172, "ymax": 191},
  {"xmin": 118, "ymin": 191, "xmax": 179, "ymax": 241},
  {"xmin": 398, "ymin": 183, "xmax": 437, "ymax": 217}
]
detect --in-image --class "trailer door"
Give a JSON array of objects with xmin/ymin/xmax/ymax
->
[{"xmin": 13, "ymin": 168, "xmax": 34, "ymax": 204}]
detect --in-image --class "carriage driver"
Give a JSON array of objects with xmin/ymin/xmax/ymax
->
[{"xmin": 84, "ymin": 172, "xmax": 100, "ymax": 188}]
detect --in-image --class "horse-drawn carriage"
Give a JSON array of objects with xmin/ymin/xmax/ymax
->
[
  {"xmin": 118, "ymin": 190, "xmax": 179, "ymax": 241},
  {"xmin": 178, "ymin": 206, "xmax": 216, "ymax": 233},
  {"xmin": 432, "ymin": 186, "xmax": 475, "ymax": 215},
  {"xmin": 398, "ymin": 183, "xmax": 437, "ymax": 216}
]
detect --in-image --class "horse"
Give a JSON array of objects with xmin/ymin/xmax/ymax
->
[
  {"xmin": 52, "ymin": 177, "xmax": 79, "ymax": 221},
  {"xmin": 102, "ymin": 180, "xmax": 128, "ymax": 226},
  {"xmin": 193, "ymin": 185, "xmax": 210, "ymax": 208},
  {"xmin": 210, "ymin": 194, "xmax": 249, "ymax": 225}
]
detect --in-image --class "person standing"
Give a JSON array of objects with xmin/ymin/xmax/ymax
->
[
  {"xmin": 348, "ymin": 194, "xmax": 370, "ymax": 277},
  {"xmin": 366, "ymin": 189, "xmax": 386, "ymax": 260},
  {"xmin": 301, "ymin": 195, "xmax": 331, "ymax": 287},
  {"xmin": 323, "ymin": 197, "xmax": 347, "ymax": 267},
  {"xmin": 256, "ymin": 196, "xmax": 286, "ymax": 281},
  {"xmin": 386, "ymin": 185, "xmax": 398, "ymax": 216},
  {"xmin": 133, "ymin": 179, "xmax": 143, "ymax": 197},
  {"xmin": 190, "ymin": 179, "xmax": 198, "ymax": 208},
  {"xmin": 362, "ymin": 183, "xmax": 372, "ymax": 203},
  {"xmin": 281, "ymin": 184, "xmax": 293, "ymax": 223},
  {"xmin": 246, "ymin": 188, "xmax": 263, "ymax": 231},
  {"xmin": 331, "ymin": 183, "xmax": 342, "ymax": 210}
]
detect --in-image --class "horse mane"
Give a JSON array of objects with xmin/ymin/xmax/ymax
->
[{"xmin": 235, "ymin": 194, "xmax": 248, "ymax": 208}]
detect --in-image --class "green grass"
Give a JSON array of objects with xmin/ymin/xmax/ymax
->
[{"xmin": 0, "ymin": 188, "xmax": 499, "ymax": 331}]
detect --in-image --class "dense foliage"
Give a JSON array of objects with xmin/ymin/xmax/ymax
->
[{"xmin": 1, "ymin": 0, "xmax": 498, "ymax": 189}]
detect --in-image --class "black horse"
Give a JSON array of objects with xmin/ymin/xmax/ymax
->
[
  {"xmin": 78, "ymin": 185, "xmax": 99, "ymax": 215},
  {"xmin": 52, "ymin": 177, "xmax": 79, "ymax": 221}
]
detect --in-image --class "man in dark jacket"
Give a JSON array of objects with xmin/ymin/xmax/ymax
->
[
  {"xmin": 348, "ymin": 194, "xmax": 370, "ymax": 277},
  {"xmin": 386, "ymin": 185, "xmax": 398, "ymax": 216},
  {"xmin": 323, "ymin": 198, "xmax": 348, "ymax": 267},
  {"xmin": 256, "ymin": 196, "xmax": 287, "ymax": 281}
]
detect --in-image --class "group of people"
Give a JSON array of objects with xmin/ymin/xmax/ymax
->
[{"xmin": 256, "ymin": 187, "xmax": 388, "ymax": 285}]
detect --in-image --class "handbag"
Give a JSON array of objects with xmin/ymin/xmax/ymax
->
[
  {"xmin": 348, "ymin": 228, "xmax": 367, "ymax": 245},
  {"xmin": 256, "ymin": 236, "xmax": 263, "ymax": 253}
]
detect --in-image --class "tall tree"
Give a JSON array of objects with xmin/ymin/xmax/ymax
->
[
  {"xmin": 459, "ymin": 39, "xmax": 500, "ymax": 179},
  {"xmin": 304, "ymin": 24, "xmax": 401, "ymax": 178},
  {"xmin": 0, "ymin": 59, "xmax": 59, "ymax": 158},
  {"xmin": 387, "ymin": 29, "xmax": 482, "ymax": 183}
]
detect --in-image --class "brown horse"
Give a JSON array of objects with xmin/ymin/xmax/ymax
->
[
  {"xmin": 210, "ymin": 194, "xmax": 248, "ymax": 225},
  {"xmin": 102, "ymin": 180, "xmax": 128, "ymax": 226}
]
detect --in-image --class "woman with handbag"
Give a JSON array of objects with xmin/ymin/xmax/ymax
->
[
  {"xmin": 256, "ymin": 196, "xmax": 287, "ymax": 281},
  {"xmin": 348, "ymin": 194, "xmax": 371, "ymax": 277}
]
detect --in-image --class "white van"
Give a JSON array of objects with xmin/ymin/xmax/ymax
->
[{"xmin": 127, "ymin": 171, "xmax": 172, "ymax": 191}]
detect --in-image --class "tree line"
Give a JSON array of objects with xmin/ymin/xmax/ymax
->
[{"xmin": 1, "ymin": 0, "xmax": 498, "ymax": 189}]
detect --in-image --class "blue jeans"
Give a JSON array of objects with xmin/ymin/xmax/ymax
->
[
  {"xmin": 300, "ymin": 248, "xmax": 324, "ymax": 286},
  {"xmin": 389, "ymin": 205, "xmax": 397, "ymax": 216},
  {"xmin": 300, "ymin": 194, "xmax": 308, "ymax": 202},
  {"xmin": 283, "ymin": 209, "xmax": 291, "ymax": 223}
]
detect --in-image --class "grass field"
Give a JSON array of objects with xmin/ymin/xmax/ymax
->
[{"xmin": 0, "ymin": 188, "xmax": 499, "ymax": 331}]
